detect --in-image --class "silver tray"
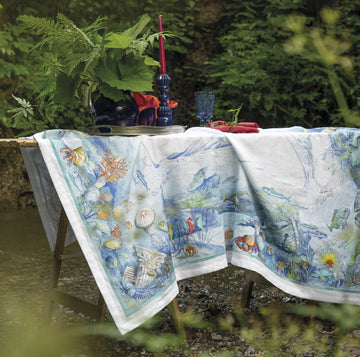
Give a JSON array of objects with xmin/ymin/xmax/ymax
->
[{"xmin": 85, "ymin": 125, "xmax": 186, "ymax": 136}]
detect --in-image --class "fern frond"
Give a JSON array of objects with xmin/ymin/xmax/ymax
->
[
  {"xmin": 64, "ymin": 46, "xmax": 102, "ymax": 76},
  {"xmin": 121, "ymin": 14, "xmax": 151, "ymax": 42},
  {"xmin": 17, "ymin": 15, "xmax": 60, "ymax": 35},
  {"xmin": 57, "ymin": 13, "xmax": 95, "ymax": 48},
  {"xmin": 81, "ymin": 16, "xmax": 106, "ymax": 37},
  {"xmin": 82, "ymin": 46, "xmax": 102, "ymax": 73},
  {"xmin": 18, "ymin": 14, "xmax": 95, "ymax": 51},
  {"xmin": 130, "ymin": 38, "xmax": 149, "ymax": 55}
]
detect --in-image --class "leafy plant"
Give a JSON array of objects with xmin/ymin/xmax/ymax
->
[
  {"xmin": 208, "ymin": 0, "xmax": 360, "ymax": 128},
  {"xmin": 18, "ymin": 13, "xmax": 159, "ymax": 104},
  {"xmin": 1, "ymin": 13, "xmax": 163, "ymax": 135},
  {"xmin": 286, "ymin": 302, "xmax": 360, "ymax": 357},
  {"xmin": 284, "ymin": 7, "xmax": 360, "ymax": 127},
  {"xmin": 0, "ymin": 21, "xmax": 31, "ymax": 123}
]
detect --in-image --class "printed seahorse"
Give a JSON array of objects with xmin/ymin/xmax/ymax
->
[
  {"xmin": 186, "ymin": 217, "xmax": 194, "ymax": 242},
  {"xmin": 168, "ymin": 224, "xmax": 175, "ymax": 245}
]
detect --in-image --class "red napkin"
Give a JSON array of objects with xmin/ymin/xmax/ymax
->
[
  {"xmin": 133, "ymin": 92, "xmax": 178, "ymax": 121},
  {"xmin": 208, "ymin": 121, "xmax": 259, "ymax": 133},
  {"xmin": 133, "ymin": 92, "xmax": 159, "ymax": 113}
]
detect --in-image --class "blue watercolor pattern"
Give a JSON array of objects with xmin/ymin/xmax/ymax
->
[{"xmin": 42, "ymin": 126, "xmax": 360, "ymax": 316}]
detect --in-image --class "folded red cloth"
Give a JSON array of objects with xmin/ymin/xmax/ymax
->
[
  {"xmin": 133, "ymin": 92, "xmax": 178, "ymax": 121},
  {"xmin": 133, "ymin": 92, "xmax": 159, "ymax": 113},
  {"xmin": 208, "ymin": 121, "xmax": 260, "ymax": 133},
  {"xmin": 209, "ymin": 121, "xmax": 259, "ymax": 128}
]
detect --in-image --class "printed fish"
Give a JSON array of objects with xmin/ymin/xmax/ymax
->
[
  {"xmin": 327, "ymin": 208, "xmax": 350, "ymax": 232},
  {"xmin": 189, "ymin": 168, "xmax": 206, "ymax": 189},
  {"xmin": 355, "ymin": 212, "xmax": 360, "ymax": 228},
  {"xmin": 354, "ymin": 191, "xmax": 360, "ymax": 228},
  {"xmin": 263, "ymin": 220, "xmax": 297, "ymax": 253},
  {"xmin": 77, "ymin": 168, "xmax": 91, "ymax": 187},
  {"xmin": 70, "ymin": 168, "xmax": 85, "ymax": 193},
  {"xmin": 262, "ymin": 187, "xmax": 291, "ymax": 202},
  {"xmin": 354, "ymin": 191, "xmax": 360, "ymax": 213},
  {"xmin": 301, "ymin": 260, "xmax": 310, "ymax": 268},
  {"xmin": 190, "ymin": 174, "xmax": 220, "ymax": 201},
  {"xmin": 136, "ymin": 170, "xmax": 149, "ymax": 190},
  {"xmin": 223, "ymin": 192, "xmax": 239, "ymax": 204}
]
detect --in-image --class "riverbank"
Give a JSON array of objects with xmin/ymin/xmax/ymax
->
[{"xmin": 0, "ymin": 129, "xmax": 36, "ymax": 210}]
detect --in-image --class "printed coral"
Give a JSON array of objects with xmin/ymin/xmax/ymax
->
[{"xmin": 98, "ymin": 149, "xmax": 129, "ymax": 183}]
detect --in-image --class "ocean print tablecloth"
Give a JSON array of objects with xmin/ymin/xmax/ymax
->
[{"xmin": 24, "ymin": 126, "xmax": 360, "ymax": 334}]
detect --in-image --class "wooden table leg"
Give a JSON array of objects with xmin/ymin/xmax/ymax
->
[
  {"xmin": 241, "ymin": 270, "xmax": 270, "ymax": 308},
  {"xmin": 241, "ymin": 272, "xmax": 255, "ymax": 309},
  {"xmin": 48, "ymin": 208, "xmax": 68, "ymax": 319},
  {"xmin": 167, "ymin": 298, "xmax": 187, "ymax": 341},
  {"xmin": 48, "ymin": 208, "xmax": 107, "ymax": 323},
  {"xmin": 96, "ymin": 293, "xmax": 107, "ymax": 324}
]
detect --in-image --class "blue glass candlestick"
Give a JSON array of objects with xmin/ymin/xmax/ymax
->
[
  {"xmin": 156, "ymin": 74, "xmax": 174, "ymax": 126},
  {"xmin": 195, "ymin": 91, "xmax": 215, "ymax": 125}
]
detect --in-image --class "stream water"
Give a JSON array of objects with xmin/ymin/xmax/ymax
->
[
  {"xmin": 0, "ymin": 207, "xmax": 104, "ymax": 355},
  {"xmin": 0, "ymin": 207, "xmax": 52, "ymax": 321}
]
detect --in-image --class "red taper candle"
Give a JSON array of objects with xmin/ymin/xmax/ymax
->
[{"xmin": 158, "ymin": 15, "xmax": 166, "ymax": 74}]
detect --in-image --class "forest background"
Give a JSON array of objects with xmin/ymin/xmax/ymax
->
[{"xmin": 0, "ymin": 0, "xmax": 360, "ymax": 208}]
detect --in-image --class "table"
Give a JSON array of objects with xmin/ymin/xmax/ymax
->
[{"xmin": 16, "ymin": 126, "xmax": 360, "ymax": 335}]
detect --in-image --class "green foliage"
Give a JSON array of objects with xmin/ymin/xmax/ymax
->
[
  {"xmin": 0, "ymin": 22, "xmax": 31, "ymax": 122},
  {"xmin": 1, "ymin": 12, "xmax": 162, "ymax": 135},
  {"xmin": 1, "ymin": 0, "xmax": 360, "ymax": 134},
  {"xmin": 18, "ymin": 13, "xmax": 158, "ymax": 103},
  {"xmin": 208, "ymin": 0, "xmax": 360, "ymax": 128},
  {"xmin": 285, "ymin": 7, "xmax": 360, "ymax": 127},
  {"xmin": 286, "ymin": 302, "xmax": 360, "ymax": 356}
]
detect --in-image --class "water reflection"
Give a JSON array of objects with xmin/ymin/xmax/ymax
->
[
  {"xmin": 0, "ymin": 208, "xmax": 112, "ymax": 356},
  {"xmin": 0, "ymin": 207, "xmax": 99, "ymax": 328},
  {"xmin": 0, "ymin": 208, "xmax": 51, "ymax": 321}
]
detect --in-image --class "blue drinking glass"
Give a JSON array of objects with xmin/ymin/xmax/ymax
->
[{"xmin": 195, "ymin": 91, "xmax": 215, "ymax": 125}]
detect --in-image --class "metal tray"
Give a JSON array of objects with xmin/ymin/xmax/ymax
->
[{"xmin": 85, "ymin": 125, "xmax": 186, "ymax": 136}]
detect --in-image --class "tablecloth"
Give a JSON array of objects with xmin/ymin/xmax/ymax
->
[{"xmin": 22, "ymin": 126, "xmax": 360, "ymax": 334}]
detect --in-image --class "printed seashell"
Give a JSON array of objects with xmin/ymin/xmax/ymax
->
[
  {"xmin": 101, "ymin": 192, "xmax": 113, "ymax": 202},
  {"xmin": 83, "ymin": 185, "xmax": 100, "ymax": 202},
  {"xmin": 113, "ymin": 206, "xmax": 124, "ymax": 219},
  {"xmin": 104, "ymin": 238, "xmax": 122, "ymax": 251},
  {"xmin": 135, "ymin": 208, "xmax": 156, "ymax": 229},
  {"xmin": 157, "ymin": 221, "xmax": 168, "ymax": 231},
  {"xmin": 95, "ymin": 176, "xmax": 106, "ymax": 188}
]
